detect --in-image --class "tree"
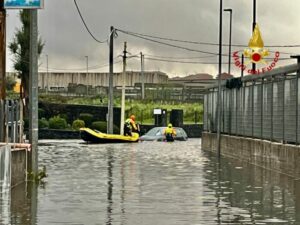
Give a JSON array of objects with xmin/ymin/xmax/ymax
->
[{"xmin": 9, "ymin": 10, "xmax": 44, "ymax": 100}]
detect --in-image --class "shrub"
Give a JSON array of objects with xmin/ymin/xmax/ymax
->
[
  {"xmin": 79, "ymin": 113, "xmax": 94, "ymax": 127},
  {"xmin": 72, "ymin": 119, "xmax": 85, "ymax": 131},
  {"xmin": 38, "ymin": 118, "xmax": 49, "ymax": 129},
  {"xmin": 38, "ymin": 108, "xmax": 45, "ymax": 119},
  {"xmin": 48, "ymin": 116, "xmax": 67, "ymax": 129},
  {"xmin": 91, "ymin": 121, "xmax": 119, "ymax": 133}
]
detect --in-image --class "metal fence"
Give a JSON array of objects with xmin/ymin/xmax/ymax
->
[
  {"xmin": 203, "ymin": 63, "xmax": 300, "ymax": 144},
  {"xmin": 0, "ymin": 100, "xmax": 23, "ymax": 143}
]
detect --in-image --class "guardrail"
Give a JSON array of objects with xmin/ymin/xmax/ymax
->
[{"xmin": 203, "ymin": 63, "xmax": 300, "ymax": 144}]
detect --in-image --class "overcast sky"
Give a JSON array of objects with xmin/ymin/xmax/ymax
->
[{"xmin": 5, "ymin": 0, "xmax": 300, "ymax": 77}]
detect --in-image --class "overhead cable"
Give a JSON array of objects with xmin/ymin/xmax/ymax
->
[
  {"xmin": 74, "ymin": 0, "xmax": 108, "ymax": 44},
  {"xmin": 116, "ymin": 28, "xmax": 300, "ymax": 48},
  {"xmin": 116, "ymin": 29, "xmax": 221, "ymax": 56}
]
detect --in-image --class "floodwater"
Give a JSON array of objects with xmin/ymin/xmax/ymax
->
[{"xmin": 1, "ymin": 139, "xmax": 300, "ymax": 225}]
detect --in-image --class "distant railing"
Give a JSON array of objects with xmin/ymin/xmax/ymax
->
[
  {"xmin": 0, "ymin": 100, "xmax": 23, "ymax": 143},
  {"xmin": 203, "ymin": 63, "xmax": 300, "ymax": 144},
  {"xmin": 39, "ymin": 83, "xmax": 206, "ymax": 102}
]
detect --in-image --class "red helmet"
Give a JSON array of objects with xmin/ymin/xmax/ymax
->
[{"xmin": 130, "ymin": 115, "xmax": 136, "ymax": 121}]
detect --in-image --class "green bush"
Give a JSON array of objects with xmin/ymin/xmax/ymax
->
[
  {"xmin": 48, "ymin": 116, "xmax": 67, "ymax": 129},
  {"xmin": 91, "ymin": 121, "xmax": 119, "ymax": 133},
  {"xmin": 38, "ymin": 118, "xmax": 49, "ymax": 129},
  {"xmin": 79, "ymin": 113, "xmax": 94, "ymax": 127},
  {"xmin": 38, "ymin": 108, "xmax": 45, "ymax": 119},
  {"xmin": 58, "ymin": 113, "xmax": 69, "ymax": 123},
  {"xmin": 72, "ymin": 119, "xmax": 85, "ymax": 131}
]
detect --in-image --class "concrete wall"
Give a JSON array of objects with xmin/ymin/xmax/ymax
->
[
  {"xmin": 11, "ymin": 149, "xmax": 27, "ymax": 188},
  {"xmin": 202, "ymin": 132, "xmax": 300, "ymax": 178}
]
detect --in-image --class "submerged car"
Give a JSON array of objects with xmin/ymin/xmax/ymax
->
[{"xmin": 139, "ymin": 127, "xmax": 188, "ymax": 141}]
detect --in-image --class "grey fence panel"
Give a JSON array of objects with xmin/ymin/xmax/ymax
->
[
  {"xmin": 262, "ymin": 83, "xmax": 272, "ymax": 140},
  {"xmin": 244, "ymin": 86, "xmax": 253, "ymax": 136},
  {"xmin": 203, "ymin": 94, "xmax": 208, "ymax": 131},
  {"xmin": 223, "ymin": 90, "xmax": 230, "ymax": 133},
  {"xmin": 212, "ymin": 90, "xmax": 218, "ymax": 132},
  {"xmin": 253, "ymin": 84, "xmax": 262, "ymax": 138},
  {"xmin": 285, "ymin": 79, "xmax": 297, "ymax": 143},
  {"xmin": 231, "ymin": 89, "xmax": 237, "ymax": 134},
  {"xmin": 236, "ymin": 88, "xmax": 243, "ymax": 135},
  {"xmin": 273, "ymin": 81, "xmax": 284, "ymax": 142},
  {"xmin": 207, "ymin": 92, "xmax": 213, "ymax": 131}
]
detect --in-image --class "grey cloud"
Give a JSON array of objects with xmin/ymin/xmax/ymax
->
[{"xmin": 6, "ymin": 0, "xmax": 300, "ymax": 77}]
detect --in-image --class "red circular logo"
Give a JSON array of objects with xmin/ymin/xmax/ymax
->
[{"xmin": 252, "ymin": 53, "xmax": 261, "ymax": 62}]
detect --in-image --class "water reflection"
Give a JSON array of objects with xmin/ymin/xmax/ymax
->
[{"xmin": 0, "ymin": 139, "xmax": 299, "ymax": 224}]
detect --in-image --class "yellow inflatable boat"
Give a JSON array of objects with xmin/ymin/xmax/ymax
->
[{"xmin": 80, "ymin": 128, "xmax": 139, "ymax": 143}]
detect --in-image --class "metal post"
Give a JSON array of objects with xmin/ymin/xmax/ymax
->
[
  {"xmin": 252, "ymin": 81, "xmax": 254, "ymax": 137},
  {"xmin": 224, "ymin": 8, "xmax": 232, "ymax": 75},
  {"xmin": 216, "ymin": 0, "xmax": 223, "ymax": 158},
  {"xmin": 29, "ymin": 9, "xmax": 38, "ymax": 174},
  {"xmin": 140, "ymin": 52, "xmax": 145, "ymax": 100},
  {"xmin": 46, "ymin": 54, "xmax": 48, "ymax": 94},
  {"xmin": 0, "ymin": 3, "xmax": 5, "ymax": 100},
  {"xmin": 85, "ymin": 55, "xmax": 88, "ymax": 95},
  {"xmin": 241, "ymin": 54, "xmax": 244, "ymax": 78},
  {"xmin": 271, "ymin": 76, "xmax": 274, "ymax": 141},
  {"xmin": 261, "ymin": 78, "xmax": 264, "ymax": 139},
  {"xmin": 120, "ymin": 42, "xmax": 127, "ymax": 135},
  {"xmin": 107, "ymin": 26, "xmax": 114, "ymax": 134},
  {"xmin": 252, "ymin": 0, "xmax": 256, "ymax": 73},
  {"xmin": 283, "ymin": 76, "xmax": 285, "ymax": 143}
]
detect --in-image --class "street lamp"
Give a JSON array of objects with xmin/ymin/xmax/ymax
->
[
  {"xmin": 252, "ymin": 0, "xmax": 256, "ymax": 72},
  {"xmin": 224, "ymin": 8, "xmax": 232, "ymax": 75},
  {"xmin": 216, "ymin": 0, "xmax": 223, "ymax": 158}
]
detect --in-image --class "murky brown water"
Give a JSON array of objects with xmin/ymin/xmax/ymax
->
[{"xmin": 1, "ymin": 139, "xmax": 300, "ymax": 224}]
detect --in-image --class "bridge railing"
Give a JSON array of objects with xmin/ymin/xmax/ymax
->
[{"xmin": 203, "ymin": 63, "xmax": 300, "ymax": 144}]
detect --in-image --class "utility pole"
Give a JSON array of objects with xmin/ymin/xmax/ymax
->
[
  {"xmin": 216, "ymin": 0, "xmax": 223, "ymax": 158},
  {"xmin": 140, "ymin": 52, "xmax": 145, "ymax": 99},
  {"xmin": 0, "ymin": 1, "xmax": 4, "ymax": 100},
  {"xmin": 46, "ymin": 54, "xmax": 48, "ymax": 94},
  {"xmin": 0, "ymin": 1, "xmax": 5, "ymax": 142},
  {"xmin": 120, "ymin": 42, "xmax": 127, "ymax": 135},
  {"xmin": 29, "ymin": 9, "xmax": 38, "ymax": 174},
  {"xmin": 107, "ymin": 26, "xmax": 114, "ymax": 134}
]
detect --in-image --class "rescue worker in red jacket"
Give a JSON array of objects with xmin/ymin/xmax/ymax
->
[
  {"xmin": 163, "ymin": 123, "xmax": 176, "ymax": 142},
  {"xmin": 124, "ymin": 115, "xmax": 139, "ymax": 136}
]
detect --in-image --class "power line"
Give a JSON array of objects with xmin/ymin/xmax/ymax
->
[
  {"xmin": 116, "ymin": 29, "xmax": 220, "ymax": 56},
  {"xmin": 145, "ymin": 56, "xmax": 293, "ymax": 65},
  {"xmin": 74, "ymin": 0, "xmax": 108, "ymax": 44},
  {"xmin": 116, "ymin": 28, "xmax": 300, "ymax": 48},
  {"xmin": 144, "ymin": 54, "xmax": 216, "ymax": 60}
]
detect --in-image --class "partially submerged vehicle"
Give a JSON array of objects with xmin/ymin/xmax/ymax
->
[
  {"xmin": 139, "ymin": 127, "xmax": 188, "ymax": 141},
  {"xmin": 80, "ymin": 128, "xmax": 139, "ymax": 143}
]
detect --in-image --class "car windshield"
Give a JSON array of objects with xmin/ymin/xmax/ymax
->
[{"xmin": 145, "ymin": 127, "xmax": 163, "ymax": 136}]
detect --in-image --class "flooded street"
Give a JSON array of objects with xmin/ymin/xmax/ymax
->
[{"xmin": 2, "ymin": 139, "xmax": 300, "ymax": 224}]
